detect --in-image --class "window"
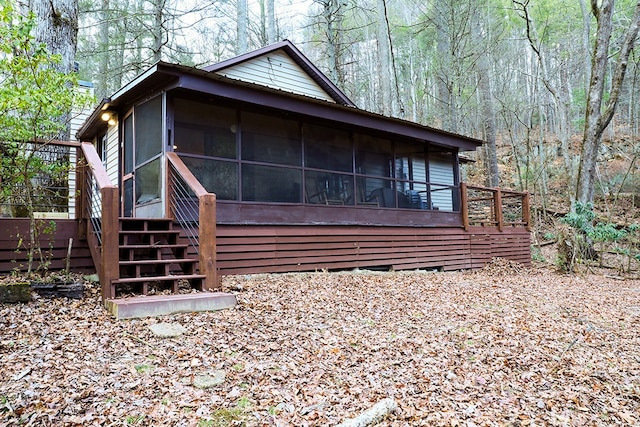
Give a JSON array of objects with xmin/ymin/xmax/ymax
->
[
  {"xmin": 96, "ymin": 133, "xmax": 107, "ymax": 168},
  {"xmin": 123, "ymin": 115, "xmax": 133, "ymax": 175},
  {"xmin": 394, "ymin": 142, "xmax": 428, "ymax": 209},
  {"xmin": 174, "ymin": 99, "xmax": 238, "ymax": 200}
]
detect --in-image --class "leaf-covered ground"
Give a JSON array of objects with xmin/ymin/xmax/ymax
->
[{"xmin": 1, "ymin": 260, "xmax": 640, "ymax": 426}]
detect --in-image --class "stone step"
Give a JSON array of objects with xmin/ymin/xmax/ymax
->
[{"xmin": 105, "ymin": 292, "xmax": 237, "ymax": 319}]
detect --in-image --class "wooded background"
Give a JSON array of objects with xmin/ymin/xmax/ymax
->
[{"xmin": 20, "ymin": 0, "xmax": 640, "ymax": 210}]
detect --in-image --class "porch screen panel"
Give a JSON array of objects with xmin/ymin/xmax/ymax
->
[
  {"xmin": 182, "ymin": 157, "xmax": 238, "ymax": 200},
  {"xmin": 135, "ymin": 158, "xmax": 162, "ymax": 204},
  {"xmin": 429, "ymin": 154, "xmax": 455, "ymax": 211},
  {"xmin": 242, "ymin": 164, "xmax": 301, "ymax": 203},
  {"xmin": 395, "ymin": 142, "xmax": 428, "ymax": 209},
  {"xmin": 173, "ymin": 99, "xmax": 237, "ymax": 159},
  {"xmin": 306, "ymin": 171, "xmax": 354, "ymax": 205},
  {"xmin": 123, "ymin": 115, "xmax": 133, "ymax": 175},
  {"xmin": 304, "ymin": 124, "xmax": 352, "ymax": 172},
  {"xmin": 241, "ymin": 112, "xmax": 300, "ymax": 166},
  {"xmin": 354, "ymin": 135, "xmax": 393, "ymax": 206},
  {"xmin": 135, "ymin": 96, "xmax": 162, "ymax": 166}
]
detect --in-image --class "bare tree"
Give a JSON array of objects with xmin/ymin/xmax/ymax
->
[
  {"xmin": 576, "ymin": 0, "xmax": 640, "ymax": 204},
  {"xmin": 513, "ymin": 0, "xmax": 578, "ymax": 195}
]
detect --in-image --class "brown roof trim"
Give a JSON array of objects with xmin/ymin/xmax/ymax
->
[
  {"xmin": 77, "ymin": 61, "xmax": 484, "ymax": 152},
  {"xmin": 175, "ymin": 67, "xmax": 483, "ymax": 151},
  {"xmin": 202, "ymin": 40, "xmax": 356, "ymax": 107}
]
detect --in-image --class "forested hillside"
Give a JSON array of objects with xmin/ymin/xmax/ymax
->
[
  {"xmin": 76, "ymin": 0, "xmax": 639, "ymax": 202},
  {"xmin": 74, "ymin": 0, "xmax": 639, "ymax": 270}
]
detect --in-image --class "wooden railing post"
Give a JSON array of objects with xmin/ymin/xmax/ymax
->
[
  {"xmin": 460, "ymin": 182, "xmax": 469, "ymax": 231},
  {"xmin": 493, "ymin": 188, "xmax": 503, "ymax": 231},
  {"xmin": 101, "ymin": 186, "xmax": 120, "ymax": 300},
  {"xmin": 80, "ymin": 142, "xmax": 119, "ymax": 302},
  {"xmin": 199, "ymin": 193, "xmax": 217, "ymax": 289},
  {"xmin": 76, "ymin": 147, "xmax": 87, "ymax": 240}
]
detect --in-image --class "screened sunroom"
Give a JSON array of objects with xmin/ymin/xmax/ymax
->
[{"xmin": 172, "ymin": 96, "xmax": 460, "ymax": 215}]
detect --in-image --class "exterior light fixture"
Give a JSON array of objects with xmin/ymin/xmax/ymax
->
[{"xmin": 101, "ymin": 111, "xmax": 117, "ymax": 126}]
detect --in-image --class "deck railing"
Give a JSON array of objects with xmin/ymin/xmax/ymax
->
[
  {"xmin": 77, "ymin": 142, "xmax": 119, "ymax": 301},
  {"xmin": 460, "ymin": 183, "xmax": 530, "ymax": 231},
  {"xmin": 167, "ymin": 152, "xmax": 218, "ymax": 289}
]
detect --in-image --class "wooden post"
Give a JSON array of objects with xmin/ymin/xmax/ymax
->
[
  {"xmin": 522, "ymin": 192, "xmax": 531, "ymax": 231},
  {"xmin": 199, "ymin": 193, "xmax": 217, "ymax": 290},
  {"xmin": 493, "ymin": 189, "xmax": 503, "ymax": 231},
  {"xmin": 76, "ymin": 148, "xmax": 87, "ymax": 240},
  {"xmin": 460, "ymin": 182, "xmax": 469, "ymax": 231},
  {"xmin": 100, "ymin": 186, "xmax": 120, "ymax": 301},
  {"xmin": 165, "ymin": 159, "xmax": 175, "ymax": 220}
]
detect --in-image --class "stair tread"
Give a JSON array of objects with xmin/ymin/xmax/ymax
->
[
  {"xmin": 119, "ymin": 217, "xmax": 173, "ymax": 221},
  {"xmin": 118, "ymin": 244, "xmax": 188, "ymax": 249},
  {"xmin": 119, "ymin": 258, "xmax": 197, "ymax": 265},
  {"xmin": 120, "ymin": 230, "xmax": 181, "ymax": 234},
  {"xmin": 113, "ymin": 274, "xmax": 206, "ymax": 284}
]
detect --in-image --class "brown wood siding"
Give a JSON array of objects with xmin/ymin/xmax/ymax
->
[
  {"xmin": 215, "ymin": 224, "xmax": 531, "ymax": 276},
  {"xmin": 215, "ymin": 202, "xmax": 464, "ymax": 227},
  {"xmin": 0, "ymin": 219, "xmax": 94, "ymax": 274}
]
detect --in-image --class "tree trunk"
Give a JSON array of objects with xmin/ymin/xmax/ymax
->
[
  {"xmin": 321, "ymin": 0, "xmax": 341, "ymax": 86},
  {"xmin": 24, "ymin": 0, "xmax": 78, "ymax": 75},
  {"xmin": 97, "ymin": 0, "xmax": 110, "ymax": 99},
  {"xmin": 237, "ymin": 0, "xmax": 248, "ymax": 54},
  {"xmin": 151, "ymin": 0, "xmax": 165, "ymax": 63},
  {"xmin": 376, "ymin": 0, "xmax": 392, "ymax": 116},
  {"xmin": 22, "ymin": 0, "xmax": 78, "ymax": 140},
  {"xmin": 576, "ymin": 0, "xmax": 640, "ymax": 204},
  {"xmin": 434, "ymin": 0, "xmax": 453, "ymax": 131},
  {"xmin": 266, "ymin": 0, "xmax": 276, "ymax": 44},
  {"xmin": 475, "ymin": 14, "xmax": 499, "ymax": 187}
]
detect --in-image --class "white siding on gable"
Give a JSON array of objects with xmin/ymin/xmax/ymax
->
[
  {"xmin": 215, "ymin": 50, "xmax": 335, "ymax": 102},
  {"xmin": 70, "ymin": 82, "xmax": 94, "ymax": 142},
  {"xmin": 429, "ymin": 156, "xmax": 455, "ymax": 212}
]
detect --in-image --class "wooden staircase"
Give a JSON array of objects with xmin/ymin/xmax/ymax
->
[{"xmin": 111, "ymin": 218, "xmax": 206, "ymax": 298}]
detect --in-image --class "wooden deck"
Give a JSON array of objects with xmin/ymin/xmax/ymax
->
[
  {"xmin": 0, "ymin": 220, "xmax": 531, "ymax": 278},
  {"xmin": 0, "ymin": 141, "xmax": 532, "ymax": 304},
  {"xmin": 0, "ymin": 218, "xmax": 94, "ymax": 273}
]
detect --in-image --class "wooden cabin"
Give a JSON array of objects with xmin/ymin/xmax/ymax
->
[{"xmin": 2, "ymin": 41, "xmax": 530, "ymax": 306}]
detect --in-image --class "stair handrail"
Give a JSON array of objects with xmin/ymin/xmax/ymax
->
[
  {"xmin": 166, "ymin": 152, "xmax": 217, "ymax": 289},
  {"xmin": 77, "ymin": 142, "xmax": 119, "ymax": 301},
  {"xmin": 461, "ymin": 183, "xmax": 530, "ymax": 231}
]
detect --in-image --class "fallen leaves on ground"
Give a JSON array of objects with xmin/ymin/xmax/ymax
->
[{"xmin": 1, "ymin": 262, "xmax": 640, "ymax": 426}]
